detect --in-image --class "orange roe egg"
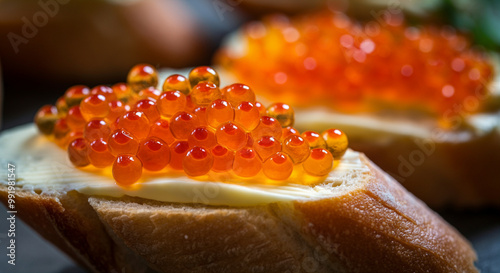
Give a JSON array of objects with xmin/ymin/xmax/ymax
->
[
  {"xmin": 117, "ymin": 111, "xmax": 150, "ymax": 140},
  {"xmin": 34, "ymin": 105, "xmax": 58, "ymax": 135},
  {"xmin": 222, "ymin": 83, "xmax": 256, "ymax": 106},
  {"xmin": 169, "ymin": 112, "xmax": 200, "ymax": 140},
  {"xmin": 138, "ymin": 87, "xmax": 162, "ymax": 101},
  {"xmin": 206, "ymin": 99, "xmax": 234, "ymax": 129},
  {"xmin": 183, "ymin": 146, "xmax": 214, "ymax": 176},
  {"xmin": 169, "ymin": 140, "xmax": 191, "ymax": 170},
  {"xmin": 67, "ymin": 131, "xmax": 84, "ymax": 145},
  {"xmin": 127, "ymin": 64, "xmax": 158, "ymax": 93},
  {"xmin": 163, "ymin": 74, "xmax": 190, "ymax": 95},
  {"xmin": 108, "ymin": 129, "xmax": 140, "ymax": 156},
  {"xmin": 111, "ymin": 82, "xmax": 131, "ymax": 101},
  {"xmin": 234, "ymin": 101, "xmax": 260, "ymax": 132},
  {"xmin": 303, "ymin": 148, "xmax": 334, "ymax": 176},
  {"xmin": 233, "ymin": 147, "xmax": 261, "ymax": 177},
  {"xmin": 301, "ymin": 131, "xmax": 327, "ymax": 149},
  {"xmin": 88, "ymin": 139, "xmax": 115, "ymax": 168},
  {"xmin": 84, "ymin": 119, "xmax": 111, "ymax": 142},
  {"xmin": 267, "ymin": 103, "xmax": 294, "ymax": 127},
  {"xmin": 215, "ymin": 122, "xmax": 247, "ymax": 151},
  {"xmin": 134, "ymin": 99, "xmax": 161, "ymax": 122},
  {"xmin": 149, "ymin": 119, "xmax": 175, "ymax": 144},
  {"xmin": 188, "ymin": 66, "xmax": 220, "ymax": 88},
  {"xmin": 190, "ymin": 82, "xmax": 221, "ymax": 106},
  {"xmin": 211, "ymin": 145, "xmax": 234, "ymax": 172},
  {"xmin": 251, "ymin": 116, "xmax": 282, "ymax": 140},
  {"xmin": 282, "ymin": 135, "xmax": 310, "ymax": 164},
  {"xmin": 188, "ymin": 127, "xmax": 217, "ymax": 149},
  {"xmin": 66, "ymin": 106, "xmax": 86, "ymax": 131},
  {"xmin": 157, "ymin": 90, "xmax": 187, "ymax": 117},
  {"xmin": 112, "ymin": 155, "xmax": 143, "ymax": 186},
  {"xmin": 262, "ymin": 152, "xmax": 293, "ymax": 180},
  {"xmin": 281, "ymin": 126, "xmax": 299, "ymax": 141},
  {"xmin": 54, "ymin": 118, "xmax": 70, "ymax": 147},
  {"xmin": 193, "ymin": 106, "xmax": 208, "ymax": 126},
  {"xmin": 68, "ymin": 138, "xmax": 90, "ymax": 167},
  {"xmin": 106, "ymin": 100, "xmax": 130, "ymax": 124},
  {"xmin": 91, "ymin": 85, "xmax": 117, "ymax": 101},
  {"xmin": 80, "ymin": 94, "xmax": 110, "ymax": 121},
  {"xmin": 254, "ymin": 136, "xmax": 281, "ymax": 161},
  {"xmin": 254, "ymin": 101, "xmax": 267, "ymax": 116},
  {"xmin": 56, "ymin": 96, "xmax": 68, "ymax": 115},
  {"xmin": 322, "ymin": 129, "xmax": 348, "ymax": 158},
  {"xmin": 185, "ymin": 95, "xmax": 197, "ymax": 113},
  {"xmin": 64, "ymin": 85, "xmax": 90, "ymax": 108},
  {"xmin": 137, "ymin": 137, "xmax": 170, "ymax": 171}
]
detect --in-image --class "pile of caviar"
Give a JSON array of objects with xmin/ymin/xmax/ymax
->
[
  {"xmin": 35, "ymin": 64, "xmax": 349, "ymax": 186},
  {"xmin": 215, "ymin": 11, "xmax": 494, "ymax": 115}
]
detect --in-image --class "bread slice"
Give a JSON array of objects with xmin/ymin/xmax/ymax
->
[{"xmin": 0, "ymin": 124, "xmax": 477, "ymax": 272}]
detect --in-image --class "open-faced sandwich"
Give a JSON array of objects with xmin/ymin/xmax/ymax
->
[
  {"xmin": 0, "ymin": 65, "xmax": 478, "ymax": 272},
  {"xmin": 215, "ymin": 10, "xmax": 500, "ymax": 208}
]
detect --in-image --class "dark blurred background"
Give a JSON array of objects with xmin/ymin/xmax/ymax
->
[{"xmin": 0, "ymin": 0, "xmax": 499, "ymax": 272}]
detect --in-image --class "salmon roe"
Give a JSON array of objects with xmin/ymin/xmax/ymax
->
[
  {"xmin": 127, "ymin": 64, "xmax": 158, "ymax": 94},
  {"xmin": 216, "ymin": 11, "xmax": 494, "ymax": 116},
  {"xmin": 36, "ymin": 65, "xmax": 349, "ymax": 186}
]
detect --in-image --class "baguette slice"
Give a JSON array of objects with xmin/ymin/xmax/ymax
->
[{"xmin": 0, "ymin": 124, "xmax": 477, "ymax": 272}]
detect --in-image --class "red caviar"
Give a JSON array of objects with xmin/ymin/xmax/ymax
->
[
  {"xmin": 254, "ymin": 136, "xmax": 281, "ymax": 161},
  {"xmin": 68, "ymin": 138, "xmax": 90, "ymax": 167},
  {"xmin": 216, "ymin": 11, "xmax": 494, "ymax": 115},
  {"xmin": 303, "ymin": 148, "xmax": 334, "ymax": 176},
  {"xmin": 80, "ymin": 94, "xmax": 109, "ymax": 121},
  {"xmin": 188, "ymin": 66, "xmax": 220, "ymax": 88},
  {"xmin": 188, "ymin": 127, "xmax": 217, "ymax": 149},
  {"xmin": 88, "ymin": 139, "xmax": 115, "ymax": 168},
  {"xmin": 137, "ymin": 137, "xmax": 170, "ymax": 171},
  {"xmin": 84, "ymin": 119, "xmax": 111, "ymax": 142},
  {"xmin": 190, "ymin": 82, "xmax": 221, "ymax": 106},
  {"xmin": 234, "ymin": 101, "xmax": 260, "ymax": 131},
  {"xmin": 207, "ymin": 99, "xmax": 234, "ymax": 129},
  {"xmin": 222, "ymin": 83, "xmax": 256, "ymax": 106},
  {"xmin": 149, "ymin": 119, "xmax": 175, "ymax": 145},
  {"xmin": 64, "ymin": 85, "xmax": 90, "ymax": 108},
  {"xmin": 134, "ymin": 99, "xmax": 160, "ymax": 122},
  {"xmin": 169, "ymin": 140, "xmax": 191, "ymax": 170},
  {"xmin": 36, "ymin": 65, "xmax": 349, "ymax": 185},
  {"xmin": 263, "ymin": 152, "xmax": 294, "ymax": 180},
  {"xmin": 112, "ymin": 155, "xmax": 143, "ymax": 186},
  {"xmin": 216, "ymin": 122, "xmax": 247, "ymax": 151},
  {"xmin": 35, "ymin": 105, "xmax": 58, "ymax": 135},
  {"xmin": 163, "ymin": 74, "xmax": 190, "ymax": 95},
  {"xmin": 183, "ymin": 146, "xmax": 214, "ymax": 176},
  {"xmin": 108, "ymin": 129, "xmax": 140, "ymax": 156},
  {"xmin": 170, "ymin": 112, "xmax": 200, "ymax": 140},
  {"xmin": 157, "ymin": 91, "xmax": 187, "ymax": 117},
  {"xmin": 251, "ymin": 116, "xmax": 282, "ymax": 140},
  {"xmin": 117, "ymin": 111, "xmax": 150, "ymax": 140},
  {"xmin": 282, "ymin": 135, "xmax": 310, "ymax": 164},
  {"xmin": 211, "ymin": 145, "xmax": 234, "ymax": 172},
  {"xmin": 233, "ymin": 147, "xmax": 261, "ymax": 177},
  {"xmin": 127, "ymin": 64, "xmax": 158, "ymax": 94}
]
